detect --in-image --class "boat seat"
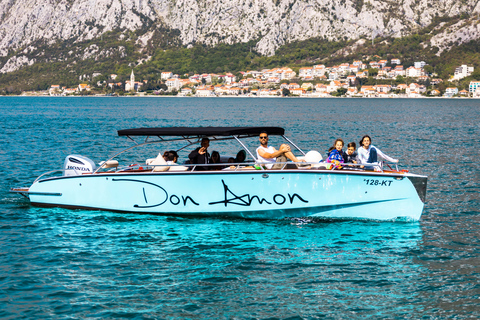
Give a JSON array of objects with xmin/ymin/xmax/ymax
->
[{"xmin": 168, "ymin": 165, "xmax": 189, "ymax": 171}]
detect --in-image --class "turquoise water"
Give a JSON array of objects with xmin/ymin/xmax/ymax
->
[{"xmin": 1, "ymin": 97, "xmax": 479, "ymax": 318}]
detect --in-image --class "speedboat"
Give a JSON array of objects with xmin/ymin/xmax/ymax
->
[{"xmin": 10, "ymin": 127, "xmax": 427, "ymax": 221}]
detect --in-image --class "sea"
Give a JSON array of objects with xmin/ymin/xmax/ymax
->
[{"xmin": 0, "ymin": 96, "xmax": 479, "ymax": 319}]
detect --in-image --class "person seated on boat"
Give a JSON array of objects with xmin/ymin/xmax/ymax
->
[
  {"xmin": 165, "ymin": 150, "xmax": 178, "ymax": 164},
  {"xmin": 256, "ymin": 131, "xmax": 303, "ymax": 169},
  {"xmin": 344, "ymin": 142, "xmax": 359, "ymax": 164},
  {"xmin": 326, "ymin": 139, "xmax": 346, "ymax": 169},
  {"xmin": 210, "ymin": 151, "xmax": 224, "ymax": 170},
  {"xmin": 358, "ymin": 135, "xmax": 398, "ymax": 170},
  {"xmin": 235, "ymin": 150, "xmax": 247, "ymax": 163},
  {"xmin": 162, "ymin": 151, "xmax": 170, "ymax": 161},
  {"xmin": 166, "ymin": 150, "xmax": 189, "ymax": 171},
  {"xmin": 188, "ymin": 137, "xmax": 210, "ymax": 171}
]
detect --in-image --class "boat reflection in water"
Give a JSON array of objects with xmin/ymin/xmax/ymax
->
[{"xmin": 11, "ymin": 127, "xmax": 427, "ymax": 221}]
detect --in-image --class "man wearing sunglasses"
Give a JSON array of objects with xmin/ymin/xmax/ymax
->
[{"xmin": 256, "ymin": 131, "xmax": 303, "ymax": 169}]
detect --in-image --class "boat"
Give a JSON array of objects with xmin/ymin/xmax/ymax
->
[{"xmin": 10, "ymin": 127, "xmax": 427, "ymax": 221}]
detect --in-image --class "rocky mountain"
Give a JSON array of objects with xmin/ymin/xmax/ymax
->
[{"xmin": 0, "ymin": 0, "xmax": 480, "ymax": 73}]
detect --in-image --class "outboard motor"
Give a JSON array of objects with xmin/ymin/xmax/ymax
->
[{"xmin": 63, "ymin": 155, "xmax": 97, "ymax": 176}]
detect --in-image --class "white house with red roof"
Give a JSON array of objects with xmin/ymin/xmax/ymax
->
[
  {"xmin": 288, "ymin": 83, "xmax": 300, "ymax": 90},
  {"xmin": 161, "ymin": 72, "xmax": 173, "ymax": 80},
  {"xmin": 290, "ymin": 88, "xmax": 305, "ymax": 96},
  {"xmin": 444, "ymin": 87, "xmax": 458, "ymax": 97},
  {"xmin": 78, "ymin": 83, "xmax": 91, "ymax": 91},
  {"xmin": 225, "ymin": 73, "xmax": 236, "ymax": 84},
  {"xmin": 165, "ymin": 78, "xmax": 181, "ymax": 91},
  {"xmin": 299, "ymin": 67, "xmax": 313, "ymax": 78},
  {"xmin": 313, "ymin": 65, "xmax": 326, "ymax": 77},
  {"xmin": 49, "ymin": 85, "xmax": 61, "ymax": 95},
  {"xmin": 406, "ymin": 67, "xmax": 424, "ymax": 78},
  {"xmin": 360, "ymin": 86, "xmax": 376, "ymax": 97},
  {"xmin": 352, "ymin": 60, "xmax": 362, "ymax": 66},
  {"xmin": 394, "ymin": 66, "xmax": 405, "ymax": 77},
  {"xmin": 406, "ymin": 83, "xmax": 426, "ymax": 96},
  {"xmin": 196, "ymin": 86, "xmax": 215, "ymax": 97},
  {"xmin": 375, "ymin": 85, "xmax": 392, "ymax": 93}
]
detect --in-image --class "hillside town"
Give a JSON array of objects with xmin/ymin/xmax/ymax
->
[{"xmin": 25, "ymin": 58, "xmax": 480, "ymax": 98}]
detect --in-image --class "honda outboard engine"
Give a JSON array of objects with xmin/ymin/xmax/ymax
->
[{"xmin": 64, "ymin": 155, "xmax": 97, "ymax": 176}]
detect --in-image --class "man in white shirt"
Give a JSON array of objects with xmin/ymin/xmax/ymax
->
[{"xmin": 256, "ymin": 131, "xmax": 303, "ymax": 169}]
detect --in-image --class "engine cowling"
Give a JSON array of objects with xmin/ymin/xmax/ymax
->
[{"xmin": 63, "ymin": 155, "xmax": 96, "ymax": 176}]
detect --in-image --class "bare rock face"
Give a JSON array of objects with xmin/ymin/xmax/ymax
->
[{"xmin": 0, "ymin": 0, "xmax": 479, "ymax": 72}]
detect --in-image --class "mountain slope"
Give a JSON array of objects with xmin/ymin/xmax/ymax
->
[{"xmin": 1, "ymin": 0, "xmax": 480, "ymax": 72}]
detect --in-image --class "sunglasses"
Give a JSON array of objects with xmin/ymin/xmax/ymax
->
[{"xmin": 260, "ymin": 136, "xmax": 268, "ymax": 139}]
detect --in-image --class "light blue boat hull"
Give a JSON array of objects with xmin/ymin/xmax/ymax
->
[{"xmin": 26, "ymin": 170, "xmax": 427, "ymax": 221}]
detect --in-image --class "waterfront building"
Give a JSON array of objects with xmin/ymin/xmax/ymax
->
[
  {"xmin": 345, "ymin": 87, "xmax": 358, "ymax": 97},
  {"xmin": 165, "ymin": 78, "xmax": 181, "ymax": 91},
  {"xmin": 49, "ymin": 85, "xmax": 61, "ymax": 95},
  {"xmin": 290, "ymin": 88, "xmax": 305, "ymax": 96},
  {"xmin": 375, "ymin": 85, "xmax": 392, "ymax": 93},
  {"xmin": 125, "ymin": 70, "xmax": 143, "ymax": 92},
  {"xmin": 468, "ymin": 81, "xmax": 480, "ymax": 94},
  {"xmin": 63, "ymin": 88, "xmax": 78, "ymax": 95},
  {"xmin": 444, "ymin": 87, "xmax": 458, "ymax": 97},
  {"xmin": 301, "ymin": 83, "xmax": 313, "ymax": 91},
  {"xmin": 78, "ymin": 83, "xmax": 91, "ymax": 92},
  {"xmin": 196, "ymin": 85, "xmax": 215, "ymax": 96},
  {"xmin": 360, "ymin": 86, "xmax": 376, "ymax": 97},
  {"xmin": 406, "ymin": 83, "xmax": 426, "ymax": 96},
  {"xmin": 180, "ymin": 88, "xmax": 192, "ymax": 96},
  {"xmin": 315, "ymin": 84, "xmax": 327, "ymax": 93}
]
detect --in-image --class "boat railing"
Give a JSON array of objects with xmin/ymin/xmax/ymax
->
[
  {"xmin": 32, "ymin": 169, "xmax": 67, "ymax": 183},
  {"xmin": 113, "ymin": 160, "xmax": 400, "ymax": 173}
]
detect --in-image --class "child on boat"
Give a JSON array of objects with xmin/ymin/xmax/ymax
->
[
  {"xmin": 327, "ymin": 139, "xmax": 345, "ymax": 166},
  {"xmin": 344, "ymin": 142, "xmax": 359, "ymax": 164}
]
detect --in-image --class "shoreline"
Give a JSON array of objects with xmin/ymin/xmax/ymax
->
[{"xmin": 1, "ymin": 94, "xmax": 479, "ymax": 99}]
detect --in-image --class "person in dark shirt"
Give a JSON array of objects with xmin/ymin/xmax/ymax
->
[
  {"xmin": 344, "ymin": 142, "xmax": 359, "ymax": 164},
  {"xmin": 188, "ymin": 138, "xmax": 210, "ymax": 170}
]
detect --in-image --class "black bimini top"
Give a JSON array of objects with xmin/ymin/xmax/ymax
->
[{"xmin": 118, "ymin": 127, "xmax": 285, "ymax": 137}]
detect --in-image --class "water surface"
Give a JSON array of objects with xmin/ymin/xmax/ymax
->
[{"xmin": 1, "ymin": 97, "xmax": 479, "ymax": 318}]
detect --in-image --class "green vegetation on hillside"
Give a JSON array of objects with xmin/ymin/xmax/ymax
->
[{"xmin": 0, "ymin": 14, "xmax": 479, "ymax": 94}]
